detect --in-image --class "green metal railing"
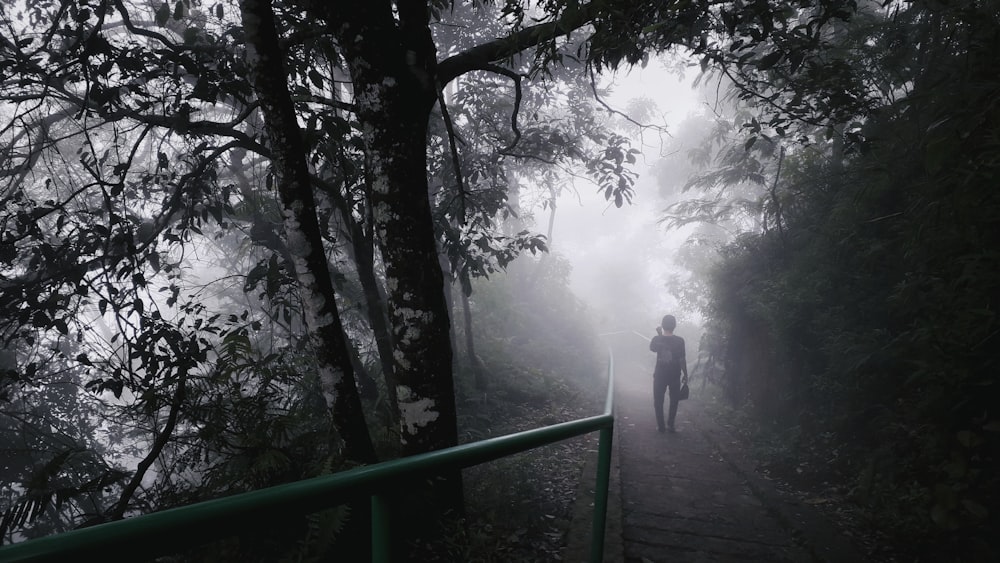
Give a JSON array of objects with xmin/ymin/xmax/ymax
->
[{"xmin": 0, "ymin": 351, "xmax": 615, "ymax": 563}]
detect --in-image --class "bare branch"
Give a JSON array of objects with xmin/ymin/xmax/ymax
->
[
  {"xmin": 292, "ymin": 94, "xmax": 357, "ymax": 113},
  {"xmin": 499, "ymin": 152, "xmax": 558, "ymax": 166},
  {"xmin": 588, "ymin": 67, "xmax": 669, "ymax": 133},
  {"xmin": 436, "ymin": 81, "xmax": 467, "ymax": 224},
  {"xmin": 108, "ymin": 367, "xmax": 188, "ymax": 521},
  {"xmin": 476, "ymin": 64, "xmax": 525, "ymax": 153},
  {"xmin": 768, "ymin": 146, "xmax": 786, "ymax": 244},
  {"xmin": 437, "ymin": 3, "xmax": 599, "ymax": 85}
]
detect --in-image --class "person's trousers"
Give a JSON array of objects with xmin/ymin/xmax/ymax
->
[{"xmin": 653, "ymin": 373, "xmax": 680, "ymax": 430}]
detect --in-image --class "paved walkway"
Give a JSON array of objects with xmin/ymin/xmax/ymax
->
[{"xmin": 565, "ymin": 338, "xmax": 866, "ymax": 563}]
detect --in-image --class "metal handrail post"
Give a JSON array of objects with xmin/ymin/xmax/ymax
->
[
  {"xmin": 590, "ymin": 426, "xmax": 613, "ymax": 563},
  {"xmin": 371, "ymin": 494, "xmax": 390, "ymax": 563},
  {"xmin": 589, "ymin": 349, "xmax": 615, "ymax": 563}
]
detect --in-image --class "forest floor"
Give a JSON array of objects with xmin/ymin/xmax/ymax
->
[{"xmin": 434, "ymin": 361, "xmax": 607, "ymax": 562}]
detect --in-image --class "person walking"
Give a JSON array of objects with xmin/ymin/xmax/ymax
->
[{"xmin": 650, "ymin": 315, "xmax": 688, "ymax": 433}]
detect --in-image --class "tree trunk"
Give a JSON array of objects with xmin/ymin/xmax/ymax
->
[
  {"xmin": 460, "ymin": 281, "xmax": 486, "ymax": 391},
  {"xmin": 328, "ymin": 0, "xmax": 459, "ymax": 465},
  {"xmin": 545, "ymin": 184, "xmax": 558, "ymax": 246},
  {"xmin": 240, "ymin": 0, "xmax": 376, "ymax": 465},
  {"xmin": 348, "ymin": 214, "xmax": 400, "ymax": 418},
  {"xmin": 438, "ymin": 247, "xmax": 459, "ymax": 363},
  {"xmin": 321, "ymin": 5, "xmax": 464, "ymax": 557},
  {"xmin": 317, "ymin": 175, "xmax": 400, "ymax": 420}
]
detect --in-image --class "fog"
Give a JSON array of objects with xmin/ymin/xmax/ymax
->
[{"xmin": 548, "ymin": 58, "xmax": 707, "ymax": 342}]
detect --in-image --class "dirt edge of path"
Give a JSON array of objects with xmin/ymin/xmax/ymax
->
[
  {"xmin": 563, "ymin": 422, "xmax": 626, "ymax": 563},
  {"xmin": 696, "ymin": 404, "xmax": 870, "ymax": 562}
]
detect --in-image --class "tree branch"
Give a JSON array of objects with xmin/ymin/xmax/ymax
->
[
  {"xmin": 437, "ymin": 2, "xmax": 599, "ymax": 85},
  {"xmin": 108, "ymin": 367, "xmax": 188, "ymax": 521},
  {"xmin": 768, "ymin": 146, "xmax": 787, "ymax": 245},
  {"xmin": 588, "ymin": 66, "xmax": 668, "ymax": 133},
  {"xmin": 476, "ymin": 64, "xmax": 525, "ymax": 153},
  {"xmin": 436, "ymin": 80, "xmax": 467, "ymax": 224},
  {"xmin": 292, "ymin": 93, "xmax": 357, "ymax": 113}
]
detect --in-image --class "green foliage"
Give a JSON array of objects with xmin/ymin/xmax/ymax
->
[
  {"xmin": 696, "ymin": 1, "xmax": 1000, "ymax": 558},
  {"xmin": 0, "ymin": 448, "xmax": 127, "ymax": 543}
]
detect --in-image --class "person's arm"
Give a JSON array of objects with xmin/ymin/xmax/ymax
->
[
  {"xmin": 681, "ymin": 340, "xmax": 689, "ymax": 383},
  {"xmin": 650, "ymin": 328, "xmax": 662, "ymax": 352}
]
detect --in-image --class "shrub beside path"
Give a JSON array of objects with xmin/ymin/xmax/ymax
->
[{"xmin": 566, "ymin": 353, "xmax": 867, "ymax": 563}]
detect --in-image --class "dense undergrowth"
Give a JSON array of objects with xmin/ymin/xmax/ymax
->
[
  {"xmin": 698, "ymin": 5, "xmax": 1000, "ymax": 559},
  {"xmin": 680, "ymin": 1, "xmax": 1000, "ymax": 561}
]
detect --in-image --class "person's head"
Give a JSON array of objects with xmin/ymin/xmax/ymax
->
[{"xmin": 661, "ymin": 315, "xmax": 676, "ymax": 332}]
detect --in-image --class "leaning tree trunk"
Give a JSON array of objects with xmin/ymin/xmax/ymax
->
[
  {"xmin": 340, "ymin": 193, "xmax": 400, "ymax": 421},
  {"xmin": 437, "ymin": 244, "xmax": 460, "ymax": 363},
  {"xmin": 459, "ymin": 276, "xmax": 487, "ymax": 391},
  {"xmin": 240, "ymin": 0, "xmax": 376, "ymax": 465}
]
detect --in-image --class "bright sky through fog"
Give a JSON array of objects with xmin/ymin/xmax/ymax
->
[{"xmin": 550, "ymin": 56, "xmax": 703, "ymax": 331}]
